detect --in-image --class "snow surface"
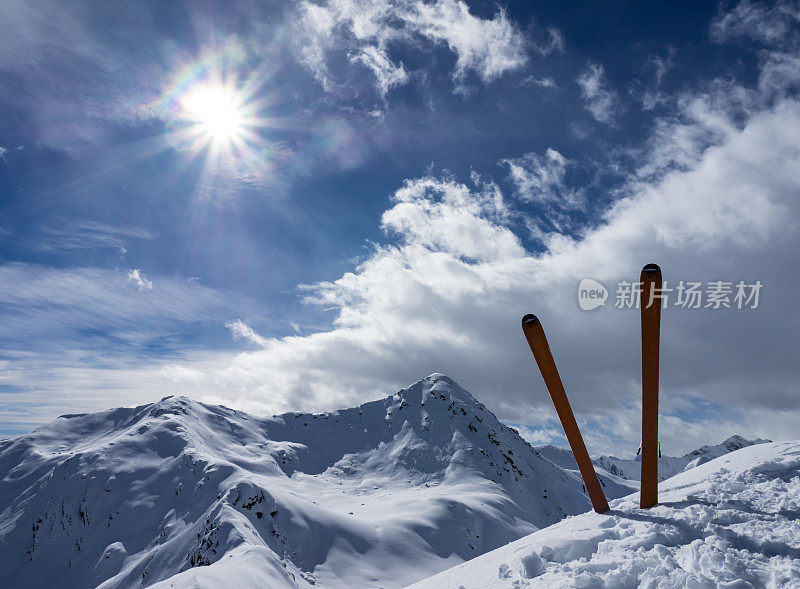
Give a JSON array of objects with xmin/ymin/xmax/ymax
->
[
  {"xmin": 411, "ymin": 440, "xmax": 800, "ymax": 588},
  {"xmin": 0, "ymin": 374, "xmax": 631, "ymax": 589},
  {"xmin": 537, "ymin": 434, "xmax": 771, "ymax": 482}
]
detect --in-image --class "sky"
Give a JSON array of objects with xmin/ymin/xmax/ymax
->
[{"xmin": 1, "ymin": 0, "xmax": 799, "ymax": 456}]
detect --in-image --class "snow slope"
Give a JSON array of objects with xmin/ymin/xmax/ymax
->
[
  {"xmin": 537, "ymin": 434, "xmax": 771, "ymax": 482},
  {"xmin": 0, "ymin": 374, "xmax": 630, "ymax": 589},
  {"xmin": 411, "ymin": 440, "xmax": 800, "ymax": 588}
]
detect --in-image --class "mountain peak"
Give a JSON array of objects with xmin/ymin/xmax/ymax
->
[
  {"xmin": 1, "ymin": 375, "xmax": 627, "ymax": 589},
  {"xmin": 391, "ymin": 373, "xmax": 486, "ymax": 410}
]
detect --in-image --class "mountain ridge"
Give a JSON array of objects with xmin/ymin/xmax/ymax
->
[
  {"xmin": 0, "ymin": 374, "xmax": 629, "ymax": 589},
  {"xmin": 536, "ymin": 434, "xmax": 771, "ymax": 482}
]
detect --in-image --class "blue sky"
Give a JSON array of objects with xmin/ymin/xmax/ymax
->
[{"xmin": 1, "ymin": 0, "xmax": 800, "ymax": 456}]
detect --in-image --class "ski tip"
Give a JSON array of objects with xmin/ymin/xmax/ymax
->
[
  {"xmin": 642, "ymin": 263, "xmax": 661, "ymax": 273},
  {"xmin": 521, "ymin": 314, "xmax": 539, "ymax": 327}
]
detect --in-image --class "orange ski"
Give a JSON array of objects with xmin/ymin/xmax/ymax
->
[
  {"xmin": 522, "ymin": 314, "xmax": 610, "ymax": 514},
  {"xmin": 640, "ymin": 263, "xmax": 662, "ymax": 508}
]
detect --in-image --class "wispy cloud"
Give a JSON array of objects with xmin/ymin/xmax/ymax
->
[
  {"xmin": 710, "ymin": 0, "xmax": 800, "ymax": 45},
  {"xmin": 404, "ymin": 0, "xmax": 527, "ymax": 82},
  {"xmin": 502, "ymin": 148, "xmax": 578, "ymax": 206},
  {"xmin": 350, "ymin": 46, "xmax": 409, "ymax": 97},
  {"xmin": 225, "ymin": 319, "xmax": 269, "ymax": 349},
  {"xmin": 531, "ymin": 27, "xmax": 564, "ymax": 57},
  {"xmin": 295, "ymin": 0, "xmax": 529, "ymax": 95},
  {"xmin": 576, "ymin": 62, "xmax": 621, "ymax": 123},
  {"xmin": 0, "ymin": 262, "xmax": 265, "ymax": 433},
  {"xmin": 0, "ymin": 263, "xmax": 237, "ymax": 355},
  {"xmin": 35, "ymin": 220, "xmax": 153, "ymax": 253},
  {"xmin": 502, "ymin": 148, "xmax": 583, "ymax": 239}
]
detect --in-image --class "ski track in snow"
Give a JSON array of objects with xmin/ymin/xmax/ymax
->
[{"xmin": 410, "ymin": 441, "xmax": 800, "ymax": 588}]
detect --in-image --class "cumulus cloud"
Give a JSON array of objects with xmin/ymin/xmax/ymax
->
[
  {"xmin": 404, "ymin": 0, "xmax": 527, "ymax": 82},
  {"xmin": 576, "ymin": 62, "xmax": 621, "ymax": 123},
  {"xmin": 295, "ymin": 0, "xmax": 528, "ymax": 94},
  {"xmin": 6, "ymin": 0, "xmax": 800, "ymax": 458},
  {"xmin": 176, "ymin": 87, "xmax": 800, "ymax": 455},
  {"xmin": 7, "ymin": 85, "xmax": 800, "ymax": 455},
  {"xmin": 0, "ymin": 146, "xmax": 7, "ymax": 161}
]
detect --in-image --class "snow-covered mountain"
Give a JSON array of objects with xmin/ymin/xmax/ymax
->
[
  {"xmin": 411, "ymin": 440, "xmax": 800, "ymax": 588},
  {"xmin": 0, "ymin": 374, "xmax": 631, "ymax": 589},
  {"xmin": 536, "ymin": 434, "xmax": 771, "ymax": 482}
]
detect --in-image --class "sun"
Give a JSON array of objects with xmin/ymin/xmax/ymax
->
[
  {"xmin": 179, "ymin": 83, "xmax": 246, "ymax": 146},
  {"xmin": 155, "ymin": 49, "xmax": 280, "ymax": 193}
]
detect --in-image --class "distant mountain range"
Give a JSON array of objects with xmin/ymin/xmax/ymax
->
[
  {"xmin": 536, "ymin": 434, "xmax": 770, "ymax": 482},
  {"xmin": 0, "ymin": 374, "xmax": 767, "ymax": 588}
]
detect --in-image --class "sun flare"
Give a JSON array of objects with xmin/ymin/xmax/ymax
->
[
  {"xmin": 180, "ymin": 84, "xmax": 246, "ymax": 145},
  {"xmin": 157, "ymin": 51, "xmax": 278, "ymax": 190}
]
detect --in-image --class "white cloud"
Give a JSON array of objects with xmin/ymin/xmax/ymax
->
[
  {"xmin": 521, "ymin": 76, "xmax": 556, "ymax": 89},
  {"xmin": 576, "ymin": 62, "xmax": 620, "ymax": 123},
  {"xmin": 0, "ymin": 146, "xmax": 7, "ymax": 161},
  {"xmin": 36, "ymin": 220, "xmax": 153, "ymax": 252},
  {"xmin": 295, "ymin": 0, "xmax": 528, "ymax": 94},
  {"xmin": 225, "ymin": 319, "xmax": 270, "ymax": 349},
  {"xmin": 532, "ymin": 27, "xmax": 564, "ymax": 57},
  {"xmin": 6, "ymin": 93, "xmax": 800, "ymax": 453},
  {"xmin": 0, "ymin": 264, "xmax": 231, "ymax": 347},
  {"xmin": 350, "ymin": 46, "xmax": 408, "ymax": 96},
  {"xmin": 404, "ymin": 0, "xmax": 526, "ymax": 82},
  {"xmin": 710, "ymin": 0, "xmax": 800, "ymax": 45},
  {"xmin": 126, "ymin": 268, "xmax": 153, "ymax": 291},
  {"xmin": 502, "ymin": 148, "xmax": 582, "ymax": 239},
  {"xmin": 167, "ymin": 90, "xmax": 800, "ymax": 456},
  {"xmin": 709, "ymin": 1, "xmax": 800, "ymax": 104},
  {"xmin": 0, "ymin": 263, "xmax": 256, "ymax": 432},
  {"xmin": 162, "ymin": 363, "xmax": 207, "ymax": 384},
  {"xmin": 5, "ymin": 0, "xmax": 800, "ymax": 458},
  {"xmin": 502, "ymin": 148, "xmax": 577, "ymax": 206}
]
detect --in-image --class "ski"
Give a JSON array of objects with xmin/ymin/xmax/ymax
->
[
  {"xmin": 640, "ymin": 263, "xmax": 662, "ymax": 508},
  {"xmin": 522, "ymin": 314, "xmax": 610, "ymax": 514}
]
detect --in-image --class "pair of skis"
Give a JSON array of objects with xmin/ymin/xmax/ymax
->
[{"xmin": 521, "ymin": 264, "xmax": 662, "ymax": 513}]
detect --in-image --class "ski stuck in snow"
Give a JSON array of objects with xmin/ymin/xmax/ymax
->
[
  {"xmin": 640, "ymin": 263, "xmax": 662, "ymax": 508},
  {"xmin": 521, "ymin": 314, "xmax": 610, "ymax": 514},
  {"xmin": 522, "ymin": 263, "xmax": 665, "ymax": 513}
]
